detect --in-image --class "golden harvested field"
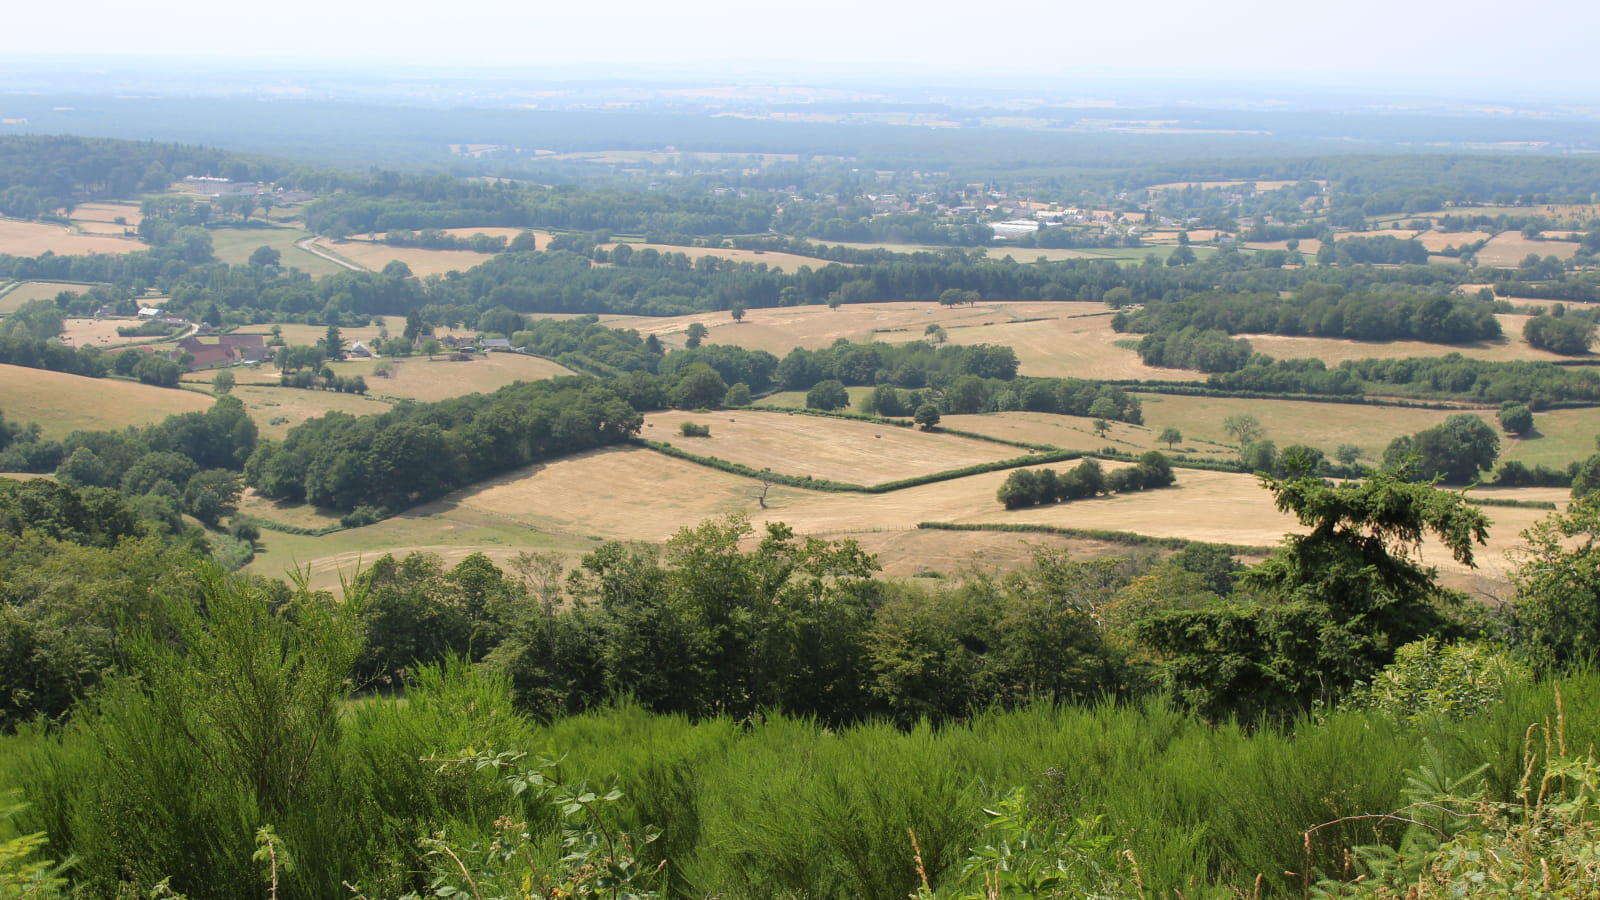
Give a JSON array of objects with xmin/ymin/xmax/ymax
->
[
  {"xmin": 59, "ymin": 317, "xmax": 175, "ymax": 349},
  {"xmin": 345, "ymin": 353, "xmax": 575, "ymax": 403},
  {"xmin": 1475, "ymin": 233, "xmax": 1579, "ymax": 267},
  {"xmin": 1437, "ymin": 204, "xmax": 1600, "ymax": 220},
  {"xmin": 445, "ymin": 447, "xmax": 1545, "ymax": 581},
  {"xmin": 641, "ymin": 409, "xmax": 1020, "ymax": 484},
  {"xmin": 1413, "ymin": 231, "xmax": 1493, "ymax": 252},
  {"xmin": 70, "ymin": 202, "xmax": 144, "ymax": 226},
  {"xmin": 244, "ymin": 504, "xmax": 597, "ymax": 591},
  {"xmin": 606, "ymin": 301, "xmax": 1066, "ymax": 355},
  {"xmin": 614, "ymin": 299, "xmax": 1190, "ymax": 379},
  {"xmin": 1128, "ymin": 394, "xmax": 1494, "ymax": 461},
  {"xmin": 0, "ymin": 219, "xmax": 143, "ymax": 258},
  {"xmin": 228, "ymin": 384, "xmax": 393, "ymax": 439},
  {"xmin": 0, "ymin": 282, "xmax": 94, "ymax": 313},
  {"xmin": 910, "ymin": 307, "xmax": 1194, "ymax": 381},
  {"xmin": 1241, "ymin": 315, "xmax": 1570, "ymax": 366},
  {"xmin": 1244, "ymin": 238, "xmax": 1323, "ymax": 255},
  {"xmin": 0, "ymin": 365, "xmax": 213, "ymax": 437},
  {"xmin": 941, "ymin": 412, "xmax": 1238, "ymax": 460},
  {"xmin": 321, "ymin": 238, "xmax": 497, "ymax": 277}
]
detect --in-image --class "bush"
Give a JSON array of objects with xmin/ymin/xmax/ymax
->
[{"xmin": 679, "ymin": 422, "xmax": 711, "ymax": 438}]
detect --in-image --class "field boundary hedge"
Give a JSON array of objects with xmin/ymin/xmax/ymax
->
[
  {"xmin": 916, "ymin": 521, "xmax": 1273, "ymax": 555},
  {"xmin": 1120, "ymin": 382, "xmax": 1477, "ymax": 410}
]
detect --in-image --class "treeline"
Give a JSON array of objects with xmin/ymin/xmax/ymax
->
[
  {"xmin": 381, "ymin": 228, "xmax": 511, "ymax": 253},
  {"xmin": 0, "ymin": 135, "xmax": 287, "ymax": 219},
  {"xmin": 1115, "ymin": 283, "xmax": 1502, "ymax": 346},
  {"xmin": 997, "ymin": 453, "xmax": 1175, "ymax": 509},
  {"xmin": 243, "ymin": 376, "xmax": 641, "ymax": 511},
  {"xmin": 1316, "ymin": 234, "xmax": 1430, "ymax": 265},
  {"xmin": 1211, "ymin": 353, "xmax": 1600, "ymax": 406},
  {"xmin": 299, "ymin": 178, "xmax": 772, "ymax": 237},
  {"xmin": 0, "ymin": 231, "xmax": 1474, "ymax": 325}
]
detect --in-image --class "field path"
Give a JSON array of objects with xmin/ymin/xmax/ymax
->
[{"xmin": 296, "ymin": 236, "xmax": 365, "ymax": 272}]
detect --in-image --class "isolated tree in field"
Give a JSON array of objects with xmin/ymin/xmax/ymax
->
[
  {"xmin": 730, "ymin": 303, "xmax": 746, "ymax": 324},
  {"xmin": 1384, "ymin": 414, "xmax": 1500, "ymax": 484},
  {"xmin": 212, "ymin": 369, "xmax": 234, "ymax": 394},
  {"xmin": 939, "ymin": 288, "xmax": 979, "ymax": 307},
  {"xmin": 1335, "ymin": 444, "xmax": 1363, "ymax": 467},
  {"xmin": 1223, "ymin": 413, "xmax": 1264, "ymax": 447},
  {"xmin": 1498, "ymin": 402, "xmax": 1534, "ymax": 436},
  {"xmin": 508, "ymin": 230, "xmax": 538, "ymax": 252},
  {"xmin": 1159, "ymin": 427, "xmax": 1183, "ymax": 449},
  {"xmin": 685, "ymin": 322, "xmax": 709, "ymax": 348},
  {"xmin": 1092, "ymin": 418, "xmax": 1111, "ymax": 438},
  {"xmin": 248, "ymin": 245, "xmax": 280, "ymax": 268},
  {"xmin": 805, "ymin": 380, "xmax": 849, "ymax": 411},
  {"xmin": 321, "ymin": 325, "xmax": 344, "ymax": 361},
  {"xmin": 421, "ymin": 339, "xmax": 442, "ymax": 360},
  {"xmin": 925, "ymin": 324, "xmax": 947, "ymax": 345},
  {"xmin": 914, "ymin": 403, "xmax": 941, "ymax": 431}
]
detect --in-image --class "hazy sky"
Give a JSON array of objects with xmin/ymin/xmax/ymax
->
[{"xmin": 7, "ymin": 0, "xmax": 1599, "ymax": 98}]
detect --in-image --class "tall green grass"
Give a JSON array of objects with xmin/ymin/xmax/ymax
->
[{"xmin": 5, "ymin": 663, "xmax": 1598, "ymax": 899}]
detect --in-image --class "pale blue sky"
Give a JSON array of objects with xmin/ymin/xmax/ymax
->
[{"xmin": 5, "ymin": 0, "xmax": 1597, "ymax": 98}]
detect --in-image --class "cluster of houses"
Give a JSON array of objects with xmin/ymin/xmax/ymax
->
[{"xmin": 170, "ymin": 334, "xmax": 268, "ymax": 369}]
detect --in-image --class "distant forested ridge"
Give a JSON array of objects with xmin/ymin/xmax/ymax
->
[{"xmin": 0, "ymin": 135, "xmax": 287, "ymax": 218}]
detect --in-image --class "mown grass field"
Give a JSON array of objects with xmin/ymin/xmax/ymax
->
[
  {"xmin": 0, "ymin": 364, "xmax": 213, "ymax": 437},
  {"xmin": 0, "ymin": 281, "xmax": 100, "ymax": 313},
  {"xmin": 319, "ymin": 237, "xmax": 498, "ymax": 276},
  {"xmin": 1495, "ymin": 407, "xmax": 1600, "ymax": 470},
  {"xmin": 1128, "ymin": 393, "xmax": 1494, "ymax": 462},
  {"xmin": 641, "ymin": 408, "xmax": 1020, "ymax": 484},
  {"xmin": 207, "ymin": 225, "xmax": 347, "ymax": 277}
]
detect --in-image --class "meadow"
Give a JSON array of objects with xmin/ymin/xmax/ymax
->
[
  {"xmin": 319, "ymin": 236, "xmax": 499, "ymax": 276},
  {"xmin": 206, "ymin": 225, "xmax": 348, "ymax": 276},
  {"xmin": 0, "ymin": 281, "xmax": 96, "ymax": 313}
]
